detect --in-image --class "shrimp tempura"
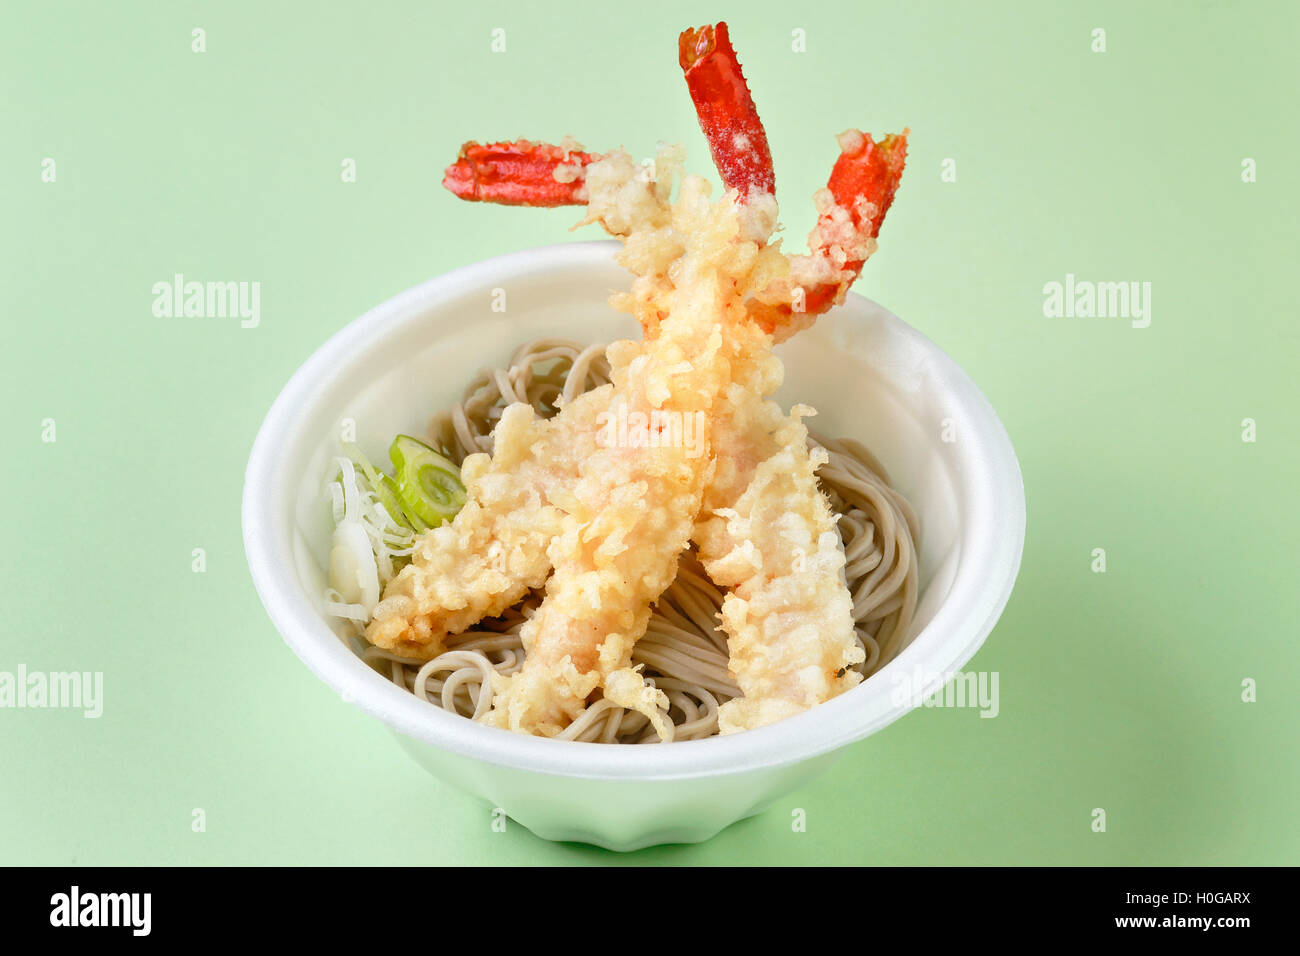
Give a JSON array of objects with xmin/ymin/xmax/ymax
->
[
  {"xmin": 693, "ymin": 339, "xmax": 862, "ymax": 733},
  {"xmin": 365, "ymin": 390, "xmax": 608, "ymax": 659},
  {"xmin": 424, "ymin": 20, "xmax": 910, "ymax": 739},
  {"xmin": 483, "ymin": 150, "xmax": 784, "ymax": 737}
]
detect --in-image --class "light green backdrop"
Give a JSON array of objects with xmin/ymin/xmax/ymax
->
[{"xmin": 3, "ymin": 0, "xmax": 1296, "ymax": 865}]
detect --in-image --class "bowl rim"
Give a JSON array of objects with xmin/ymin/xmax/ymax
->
[{"xmin": 242, "ymin": 240, "xmax": 1026, "ymax": 782}]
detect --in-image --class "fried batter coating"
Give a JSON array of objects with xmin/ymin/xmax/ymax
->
[
  {"xmin": 484, "ymin": 155, "xmax": 785, "ymax": 737},
  {"xmin": 373, "ymin": 145, "xmax": 869, "ymax": 738},
  {"xmin": 697, "ymin": 401, "xmax": 863, "ymax": 732},
  {"xmin": 365, "ymin": 389, "xmax": 608, "ymax": 660}
]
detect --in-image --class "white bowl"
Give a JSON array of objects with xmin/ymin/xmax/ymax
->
[{"xmin": 242, "ymin": 241, "xmax": 1025, "ymax": 851}]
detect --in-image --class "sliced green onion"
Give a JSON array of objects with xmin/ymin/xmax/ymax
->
[{"xmin": 389, "ymin": 435, "xmax": 466, "ymax": 529}]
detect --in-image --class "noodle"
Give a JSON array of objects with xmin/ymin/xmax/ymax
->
[{"xmin": 352, "ymin": 338, "xmax": 919, "ymax": 743}]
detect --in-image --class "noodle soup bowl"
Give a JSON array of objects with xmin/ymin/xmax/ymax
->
[{"xmin": 243, "ymin": 241, "xmax": 1025, "ymax": 851}]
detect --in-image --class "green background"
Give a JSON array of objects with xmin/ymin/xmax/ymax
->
[{"xmin": 3, "ymin": 0, "xmax": 1296, "ymax": 865}]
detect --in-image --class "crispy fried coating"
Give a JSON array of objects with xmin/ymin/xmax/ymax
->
[
  {"xmin": 692, "ymin": 322, "xmax": 862, "ymax": 733},
  {"xmin": 370, "ymin": 145, "xmax": 865, "ymax": 738},
  {"xmin": 484, "ymin": 156, "xmax": 784, "ymax": 737},
  {"xmin": 365, "ymin": 390, "xmax": 607, "ymax": 660}
]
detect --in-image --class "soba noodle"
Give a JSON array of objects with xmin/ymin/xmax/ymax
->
[{"xmin": 353, "ymin": 338, "xmax": 920, "ymax": 743}]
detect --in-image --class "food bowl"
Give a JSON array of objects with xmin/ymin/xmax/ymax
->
[{"xmin": 241, "ymin": 240, "xmax": 1025, "ymax": 851}]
